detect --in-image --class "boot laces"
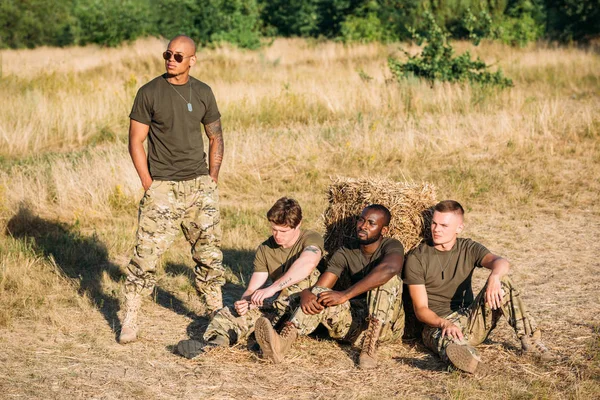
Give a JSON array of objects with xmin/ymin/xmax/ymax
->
[
  {"xmin": 280, "ymin": 322, "xmax": 295, "ymax": 339},
  {"xmin": 362, "ymin": 317, "xmax": 379, "ymax": 355}
]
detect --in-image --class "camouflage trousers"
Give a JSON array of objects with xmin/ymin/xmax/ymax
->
[
  {"xmin": 290, "ymin": 275, "xmax": 405, "ymax": 345},
  {"xmin": 423, "ymin": 275, "xmax": 539, "ymax": 362},
  {"xmin": 124, "ymin": 175, "xmax": 224, "ymax": 306},
  {"xmin": 203, "ymin": 269, "xmax": 321, "ymax": 344}
]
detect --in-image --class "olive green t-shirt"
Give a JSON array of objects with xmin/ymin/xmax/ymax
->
[
  {"xmin": 129, "ymin": 74, "xmax": 221, "ymax": 181},
  {"xmin": 326, "ymin": 237, "xmax": 405, "ymax": 286},
  {"xmin": 254, "ymin": 230, "xmax": 324, "ymax": 280},
  {"xmin": 403, "ymin": 238, "xmax": 490, "ymax": 318}
]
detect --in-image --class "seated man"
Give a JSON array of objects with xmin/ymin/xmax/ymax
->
[
  {"xmin": 254, "ymin": 204, "xmax": 405, "ymax": 369},
  {"xmin": 404, "ymin": 200, "xmax": 553, "ymax": 374},
  {"xmin": 177, "ymin": 197, "xmax": 323, "ymax": 358}
]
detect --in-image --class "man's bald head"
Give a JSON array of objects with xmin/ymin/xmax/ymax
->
[{"xmin": 168, "ymin": 35, "xmax": 197, "ymax": 55}]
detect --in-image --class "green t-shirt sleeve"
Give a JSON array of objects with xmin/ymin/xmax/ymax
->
[
  {"xmin": 253, "ymin": 245, "xmax": 268, "ymax": 273},
  {"xmin": 129, "ymin": 87, "xmax": 152, "ymax": 126},
  {"xmin": 383, "ymin": 238, "xmax": 404, "ymax": 256},
  {"xmin": 469, "ymin": 240, "xmax": 491, "ymax": 268},
  {"xmin": 403, "ymin": 251, "xmax": 425, "ymax": 285},
  {"xmin": 200, "ymin": 86, "xmax": 221, "ymax": 125},
  {"xmin": 324, "ymin": 249, "xmax": 348, "ymax": 277},
  {"xmin": 301, "ymin": 231, "xmax": 325, "ymax": 255}
]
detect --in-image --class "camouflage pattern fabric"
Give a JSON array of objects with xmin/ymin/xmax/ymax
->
[
  {"xmin": 290, "ymin": 275, "xmax": 405, "ymax": 345},
  {"xmin": 203, "ymin": 269, "xmax": 321, "ymax": 343},
  {"xmin": 423, "ymin": 275, "xmax": 539, "ymax": 362},
  {"xmin": 125, "ymin": 175, "xmax": 224, "ymax": 310}
]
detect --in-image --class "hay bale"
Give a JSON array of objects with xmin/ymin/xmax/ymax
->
[{"xmin": 322, "ymin": 177, "xmax": 437, "ymax": 254}]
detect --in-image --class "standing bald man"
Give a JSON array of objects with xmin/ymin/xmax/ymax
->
[{"xmin": 120, "ymin": 35, "xmax": 225, "ymax": 344}]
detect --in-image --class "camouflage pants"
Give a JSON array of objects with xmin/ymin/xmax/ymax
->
[
  {"xmin": 203, "ymin": 269, "xmax": 321, "ymax": 344},
  {"xmin": 124, "ymin": 175, "xmax": 224, "ymax": 304},
  {"xmin": 290, "ymin": 275, "xmax": 405, "ymax": 345},
  {"xmin": 423, "ymin": 275, "xmax": 539, "ymax": 362}
]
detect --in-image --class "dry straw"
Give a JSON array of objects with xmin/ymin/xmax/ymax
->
[{"xmin": 322, "ymin": 177, "xmax": 437, "ymax": 254}]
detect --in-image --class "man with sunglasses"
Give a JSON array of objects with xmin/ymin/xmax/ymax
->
[{"xmin": 119, "ymin": 35, "xmax": 225, "ymax": 344}]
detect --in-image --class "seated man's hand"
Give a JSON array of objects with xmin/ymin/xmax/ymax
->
[
  {"xmin": 234, "ymin": 299, "xmax": 249, "ymax": 316},
  {"xmin": 440, "ymin": 319, "xmax": 464, "ymax": 342},
  {"xmin": 485, "ymin": 274, "xmax": 504, "ymax": 310},
  {"xmin": 317, "ymin": 290, "xmax": 348, "ymax": 307},
  {"xmin": 300, "ymin": 288, "xmax": 324, "ymax": 315},
  {"xmin": 250, "ymin": 286, "xmax": 277, "ymax": 306}
]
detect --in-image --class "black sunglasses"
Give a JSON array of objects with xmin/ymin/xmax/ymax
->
[{"xmin": 162, "ymin": 50, "xmax": 192, "ymax": 63}]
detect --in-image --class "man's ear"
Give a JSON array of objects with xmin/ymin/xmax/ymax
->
[
  {"xmin": 456, "ymin": 222, "xmax": 464, "ymax": 234},
  {"xmin": 382, "ymin": 226, "xmax": 389, "ymax": 236},
  {"xmin": 189, "ymin": 55, "xmax": 197, "ymax": 68}
]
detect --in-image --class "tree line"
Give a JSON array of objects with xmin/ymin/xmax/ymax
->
[{"xmin": 1, "ymin": 0, "xmax": 598, "ymax": 49}]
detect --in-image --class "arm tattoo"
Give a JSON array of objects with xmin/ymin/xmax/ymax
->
[
  {"xmin": 303, "ymin": 245, "xmax": 320, "ymax": 254},
  {"xmin": 204, "ymin": 119, "xmax": 224, "ymax": 177},
  {"xmin": 278, "ymin": 277, "xmax": 292, "ymax": 290}
]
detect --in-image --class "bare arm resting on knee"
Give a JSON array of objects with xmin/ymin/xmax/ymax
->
[
  {"xmin": 250, "ymin": 246, "xmax": 322, "ymax": 306},
  {"xmin": 409, "ymin": 284, "xmax": 464, "ymax": 341}
]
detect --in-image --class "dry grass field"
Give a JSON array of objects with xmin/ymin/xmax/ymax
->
[{"xmin": 0, "ymin": 37, "xmax": 599, "ymax": 399}]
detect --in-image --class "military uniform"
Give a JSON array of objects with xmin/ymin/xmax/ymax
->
[
  {"xmin": 203, "ymin": 230, "xmax": 324, "ymax": 344},
  {"xmin": 291, "ymin": 237, "xmax": 405, "ymax": 345},
  {"xmin": 405, "ymin": 238, "xmax": 542, "ymax": 362},
  {"xmin": 124, "ymin": 74, "xmax": 223, "ymax": 324}
]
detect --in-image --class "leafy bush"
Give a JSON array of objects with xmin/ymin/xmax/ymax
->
[
  {"xmin": 0, "ymin": 0, "xmax": 76, "ymax": 48},
  {"xmin": 388, "ymin": 13, "xmax": 513, "ymax": 88},
  {"xmin": 75, "ymin": 0, "xmax": 153, "ymax": 47},
  {"xmin": 340, "ymin": 13, "xmax": 384, "ymax": 43},
  {"xmin": 545, "ymin": 0, "xmax": 600, "ymax": 42}
]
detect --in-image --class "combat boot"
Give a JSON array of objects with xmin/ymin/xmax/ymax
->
[
  {"xmin": 521, "ymin": 330, "xmax": 554, "ymax": 361},
  {"xmin": 255, "ymin": 317, "xmax": 297, "ymax": 363},
  {"xmin": 446, "ymin": 343, "xmax": 485, "ymax": 374},
  {"xmin": 119, "ymin": 293, "xmax": 141, "ymax": 344},
  {"xmin": 359, "ymin": 316, "xmax": 383, "ymax": 369},
  {"xmin": 177, "ymin": 335, "xmax": 229, "ymax": 359}
]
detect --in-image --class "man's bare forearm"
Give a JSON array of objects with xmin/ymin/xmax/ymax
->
[
  {"xmin": 205, "ymin": 119, "xmax": 224, "ymax": 182},
  {"xmin": 342, "ymin": 263, "xmax": 397, "ymax": 300}
]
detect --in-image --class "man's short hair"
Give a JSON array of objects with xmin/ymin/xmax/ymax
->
[
  {"xmin": 434, "ymin": 200, "xmax": 464, "ymax": 216},
  {"xmin": 363, "ymin": 204, "xmax": 392, "ymax": 227},
  {"xmin": 267, "ymin": 197, "xmax": 302, "ymax": 228}
]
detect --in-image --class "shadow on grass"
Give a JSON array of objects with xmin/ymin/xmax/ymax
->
[
  {"xmin": 5, "ymin": 205, "xmax": 253, "ymax": 343},
  {"xmin": 6, "ymin": 205, "xmax": 124, "ymax": 337},
  {"xmin": 165, "ymin": 248, "xmax": 253, "ymax": 341}
]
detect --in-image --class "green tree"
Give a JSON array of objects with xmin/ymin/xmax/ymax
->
[
  {"xmin": 545, "ymin": 0, "xmax": 600, "ymax": 42},
  {"xmin": 0, "ymin": 0, "xmax": 76, "ymax": 48}
]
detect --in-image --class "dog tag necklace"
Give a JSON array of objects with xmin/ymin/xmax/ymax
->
[
  {"xmin": 167, "ymin": 79, "xmax": 193, "ymax": 112},
  {"xmin": 435, "ymin": 251, "xmax": 452, "ymax": 280}
]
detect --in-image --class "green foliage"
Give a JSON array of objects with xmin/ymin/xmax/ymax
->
[
  {"xmin": 388, "ymin": 13, "xmax": 513, "ymax": 89},
  {"xmin": 0, "ymin": 0, "xmax": 76, "ymax": 48},
  {"xmin": 259, "ymin": 0, "xmax": 322, "ymax": 37},
  {"xmin": 0, "ymin": 0, "xmax": 598, "ymax": 49},
  {"xmin": 75, "ymin": 0, "xmax": 153, "ymax": 47},
  {"xmin": 340, "ymin": 10, "xmax": 384, "ymax": 43},
  {"xmin": 545, "ymin": 0, "xmax": 600, "ymax": 42}
]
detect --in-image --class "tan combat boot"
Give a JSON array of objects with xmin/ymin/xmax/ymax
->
[
  {"xmin": 445, "ymin": 343, "xmax": 486, "ymax": 374},
  {"xmin": 119, "ymin": 293, "xmax": 141, "ymax": 344},
  {"xmin": 521, "ymin": 330, "xmax": 554, "ymax": 361},
  {"xmin": 359, "ymin": 316, "xmax": 383, "ymax": 369},
  {"xmin": 255, "ymin": 317, "xmax": 298, "ymax": 363}
]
